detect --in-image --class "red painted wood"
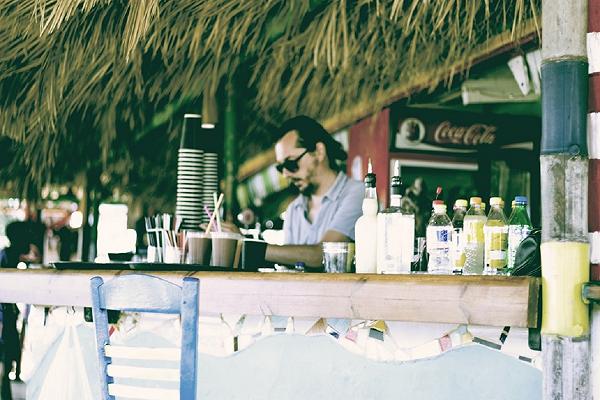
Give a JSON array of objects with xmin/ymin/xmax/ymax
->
[
  {"xmin": 592, "ymin": 264, "xmax": 600, "ymax": 281},
  {"xmin": 590, "ymin": 0, "xmax": 600, "ymax": 33},
  {"xmin": 348, "ymin": 109, "xmax": 391, "ymax": 206},
  {"xmin": 590, "ymin": 160, "xmax": 600, "ymax": 231},
  {"xmin": 589, "ymin": 73, "xmax": 600, "ymax": 113}
]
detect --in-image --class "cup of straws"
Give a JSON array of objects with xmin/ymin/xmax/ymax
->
[{"xmin": 145, "ymin": 214, "xmax": 185, "ymax": 263}]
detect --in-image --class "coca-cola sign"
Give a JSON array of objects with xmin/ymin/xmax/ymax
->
[
  {"xmin": 433, "ymin": 121, "xmax": 496, "ymax": 146},
  {"xmin": 391, "ymin": 107, "xmax": 539, "ymax": 153}
]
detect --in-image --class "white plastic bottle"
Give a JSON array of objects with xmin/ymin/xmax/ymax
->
[
  {"xmin": 463, "ymin": 197, "xmax": 486, "ymax": 274},
  {"xmin": 426, "ymin": 201, "xmax": 453, "ymax": 274},
  {"xmin": 355, "ymin": 160, "xmax": 378, "ymax": 273}
]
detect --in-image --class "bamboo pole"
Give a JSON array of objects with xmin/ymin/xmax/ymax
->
[
  {"xmin": 224, "ymin": 79, "xmax": 238, "ymax": 222},
  {"xmin": 541, "ymin": 0, "xmax": 591, "ymax": 398},
  {"xmin": 587, "ymin": 0, "xmax": 600, "ymax": 396}
]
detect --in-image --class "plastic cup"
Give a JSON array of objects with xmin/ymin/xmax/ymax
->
[
  {"xmin": 210, "ymin": 232, "xmax": 242, "ymax": 268},
  {"xmin": 186, "ymin": 232, "xmax": 212, "ymax": 265},
  {"xmin": 240, "ymin": 239, "xmax": 268, "ymax": 272}
]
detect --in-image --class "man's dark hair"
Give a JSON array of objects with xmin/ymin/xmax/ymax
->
[{"xmin": 278, "ymin": 115, "xmax": 347, "ymax": 171}]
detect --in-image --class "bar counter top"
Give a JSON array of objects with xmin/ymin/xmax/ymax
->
[{"xmin": 0, "ymin": 268, "xmax": 540, "ymax": 328}]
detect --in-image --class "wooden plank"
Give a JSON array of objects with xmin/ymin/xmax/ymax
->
[
  {"xmin": 0, "ymin": 269, "xmax": 540, "ymax": 328},
  {"xmin": 107, "ymin": 365, "xmax": 179, "ymax": 382},
  {"xmin": 105, "ymin": 345, "xmax": 181, "ymax": 361},
  {"xmin": 583, "ymin": 282, "xmax": 600, "ymax": 302},
  {"xmin": 108, "ymin": 383, "xmax": 178, "ymax": 400}
]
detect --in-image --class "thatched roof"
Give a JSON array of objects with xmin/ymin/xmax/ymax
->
[{"xmin": 0, "ymin": 0, "xmax": 540, "ymax": 197}]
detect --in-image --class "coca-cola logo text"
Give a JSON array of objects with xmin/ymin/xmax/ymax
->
[{"xmin": 433, "ymin": 121, "xmax": 496, "ymax": 146}]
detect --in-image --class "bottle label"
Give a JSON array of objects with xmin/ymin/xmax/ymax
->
[
  {"xmin": 488, "ymin": 250, "xmax": 506, "ymax": 260},
  {"xmin": 484, "ymin": 225, "xmax": 508, "ymax": 268},
  {"xmin": 427, "ymin": 226, "xmax": 452, "ymax": 250},
  {"xmin": 464, "ymin": 218, "xmax": 485, "ymax": 243},
  {"xmin": 451, "ymin": 228, "xmax": 465, "ymax": 268}
]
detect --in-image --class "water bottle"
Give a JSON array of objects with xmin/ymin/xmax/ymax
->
[
  {"xmin": 484, "ymin": 197, "xmax": 508, "ymax": 275},
  {"xmin": 463, "ymin": 197, "xmax": 486, "ymax": 274},
  {"xmin": 451, "ymin": 199, "xmax": 468, "ymax": 273},
  {"xmin": 507, "ymin": 196, "xmax": 532, "ymax": 274},
  {"xmin": 426, "ymin": 201, "xmax": 453, "ymax": 274}
]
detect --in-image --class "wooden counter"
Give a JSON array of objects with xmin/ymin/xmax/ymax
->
[{"xmin": 0, "ymin": 268, "xmax": 540, "ymax": 328}]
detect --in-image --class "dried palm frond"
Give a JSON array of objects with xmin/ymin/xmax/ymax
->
[{"xmin": 0, "ymin": 0, "xmax": 540, "ymax": 192}]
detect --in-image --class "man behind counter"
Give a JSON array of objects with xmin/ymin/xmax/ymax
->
[{"xmin": 224, "ymin": 116, "xmax": 363, "ymax": 267}]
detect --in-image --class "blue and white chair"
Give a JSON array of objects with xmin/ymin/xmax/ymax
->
[{"xmin": 90, "ymin": 275, "xmax": 199, "ymax": 400}]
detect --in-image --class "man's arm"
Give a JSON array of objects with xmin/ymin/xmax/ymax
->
[{"xmin": 265, "ymin": 229, "xmax": 352, "ymax": 267}]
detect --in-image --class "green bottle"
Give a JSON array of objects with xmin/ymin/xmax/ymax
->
[{"xmin": 507, "ymin": 196, "xmax": 532, "ymax": 273}]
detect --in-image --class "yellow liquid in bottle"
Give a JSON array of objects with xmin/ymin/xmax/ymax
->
[{"xmin": 484, "ymin": 220, "xmax": 508, "ymax": 270}]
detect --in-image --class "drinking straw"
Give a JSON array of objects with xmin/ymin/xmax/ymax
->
[
  {"xmin": 204, "ymin": 206, "xmax": 214, "ymax": 231},
  {"xmin": 232, "ymin": 239, "xmax": 242, "ymax": 269},
  {"xmin": 213, "ymin": 192, "xmax": 223, "ymax": 232},
  {"xmin": 204, "ymin": 193, "xmax": 225, "ymax": 234}
]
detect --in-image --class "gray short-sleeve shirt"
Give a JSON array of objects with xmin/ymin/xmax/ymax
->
[{"xmin": 283, "ymin": 172, "xmax": 364, "ymax": 245}]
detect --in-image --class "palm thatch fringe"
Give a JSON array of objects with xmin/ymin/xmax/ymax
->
[{"xmin": 0, "ymin": 0, "xmax": 540, "ymax": 189}]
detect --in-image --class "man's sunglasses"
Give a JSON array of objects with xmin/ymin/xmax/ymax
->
[{"xmin": 275, "ymin": 149, "xmax": 309, "ymax": 173}]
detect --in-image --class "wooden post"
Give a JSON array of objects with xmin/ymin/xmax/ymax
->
[
  {"xmin": 223, "ymin": 79, "xmax": 238, "ymax": 222},
  {"xmin": 541, "ymin": 0, "xmax": 591, "ymax": 398},
  {"xmin": 587, "ymin": 0, "xmax": 600, "ymax": 396}
]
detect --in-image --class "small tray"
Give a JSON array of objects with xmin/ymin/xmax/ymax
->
[
  {"xmin": 53, "ymin": 262, "xmax": 129, "ymax": 270},
  {"xmin": 52, "ymin": 261, "xmax": 234, "ymax": 272},
  {"xmin": 128, "ymin": 263, "xmax": 233, "ymax": 272}
]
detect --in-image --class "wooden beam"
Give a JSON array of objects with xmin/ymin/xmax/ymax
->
[
  {"xmin": 583, "ymin": 282, "xmax": 600, "ymax": 303},
  {"xmin": 0, "ymin": 269, "xmax": 539, "ymax": 328}
]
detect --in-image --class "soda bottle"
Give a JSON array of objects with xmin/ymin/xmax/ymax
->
[
  {"xmin": 484, "ymin": 197, "xmax": 508, "ymax": 274},
  {"xmin": 507, "ymin": 196, "xmax": 532, "ymax": 273},
  {"xmin": 426, "ymin": 202, "xmax": 453, "ymax": 274},
  {"xmin": 463, "ymin": 197, "xmax": 486, "ymax": 274}
]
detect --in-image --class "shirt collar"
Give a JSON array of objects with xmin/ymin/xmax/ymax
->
[{"xmin": 291, "ymin": 172, "xmax": 347, "ymax": 209}]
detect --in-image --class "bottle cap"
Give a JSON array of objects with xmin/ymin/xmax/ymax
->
[
  {"xmin": 364, "ymin": 158, "xmax": 376, "ymax": 187},
  {"xmin": 489, "ymin": 197, "xmax": 502, "ymax": 206},
  {"xmin": 433, "ymin": 204, "xmax": 447, "ymax": 213},
  {"xmin": 432, "ymin": 200, "xmax": 444, "ymax": 206},
  {"xmin": 454, "ymin": 199, "xmax": 468, "ymax": 208},
  {"xmin": 514, "ymin": 196, "xmax": 528, "ymax": 205},
  {"xmin": 469, "ymin": 197, "xmax": 482, "ymax": 205}
]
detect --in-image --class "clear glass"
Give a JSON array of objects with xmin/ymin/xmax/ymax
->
[
  {"xmin": 484, "ymin": 204, "xmax": 508, "ymax": 275},
  {"xmin": 463, "ymin": 203, "xmax": 486, "ymax": 274},
  {"xmin": 426, "ymin": 207, "xmax": 453, "ymax": 274},
  {"xmin": 507, "ymin": 203, "xmax": 532, "ymax": 273},
  {"xmin": 322, "ymin": 242, "xmax": 352, "ymax": 273}
]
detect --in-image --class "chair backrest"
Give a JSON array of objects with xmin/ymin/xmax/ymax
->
[{"xmin": 90, "ymin": 274, "xmax": 199, "ymax": 400}]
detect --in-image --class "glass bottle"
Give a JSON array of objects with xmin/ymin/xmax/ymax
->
[{"xmin": 377, "ymin": 161, "xmax": 415, "ymax": 274}]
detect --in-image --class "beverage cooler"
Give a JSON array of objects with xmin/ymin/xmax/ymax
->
[{"xmin": 347, "ymin": 105, "xmax": 541, "ymax": 238}]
